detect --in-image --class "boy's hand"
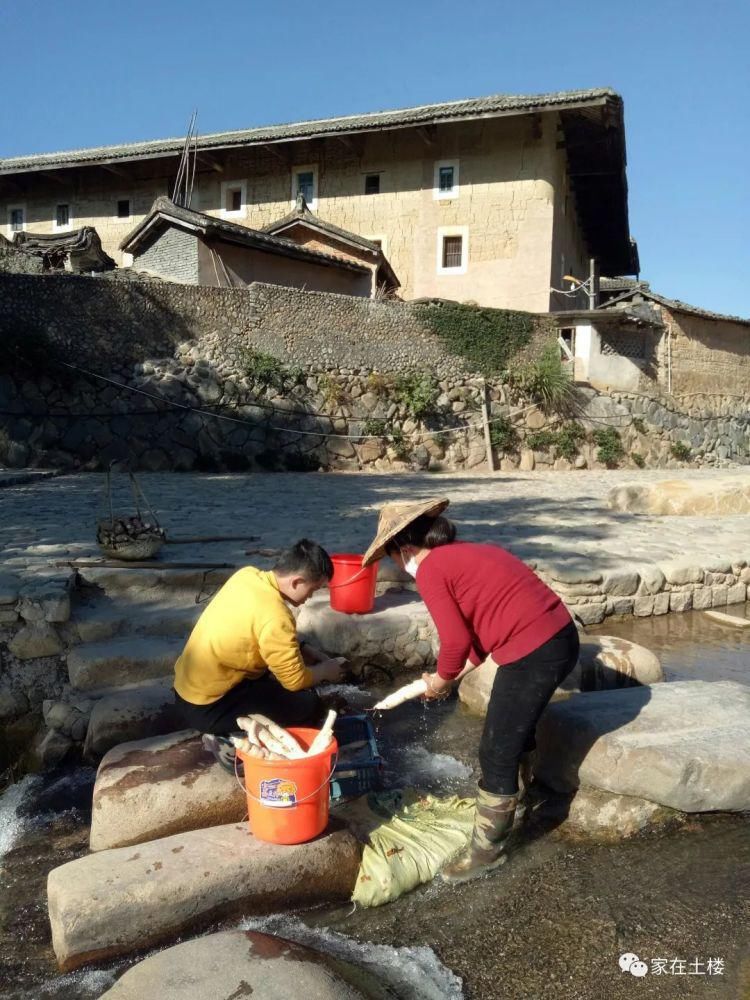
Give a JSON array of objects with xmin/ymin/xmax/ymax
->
[
  {"xmin": 300, "ymin": 641, "xmax": 328, "ymax": 666},
  {"xmin": 310, "ymin": 657, "xmax": 347, "ymax": 684}
]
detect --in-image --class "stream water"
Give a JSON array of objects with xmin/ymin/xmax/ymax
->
[{"xmin": 1, "ymin": 614, "xmax": 748, "ymax": 999}]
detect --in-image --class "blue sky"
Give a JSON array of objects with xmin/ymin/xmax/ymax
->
[{"xmin": 1, "ymin": 0, "xmax": 748, "ymax": 316}]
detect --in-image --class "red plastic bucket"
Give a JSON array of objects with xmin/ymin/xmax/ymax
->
[
  {"xmin": 329, "ymin": 553, "xmax": 378, "ymax": 614},
  {"xmin": 238, "ymin": 727, "xmax": 338, "ymax": 845}
]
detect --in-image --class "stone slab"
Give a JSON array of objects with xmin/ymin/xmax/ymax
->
[
  {"xmin": 609, "ymin": 477, "xmax": 750, "ymax": 516},
  {"xmin": 90, "ymin": 730, "xmax": 245, "ymax": 851},
  {"xmin": 535, "ymin": 680, "xmax": 750, "ymax": 812},
  {"xmin": 83, "ymin": 685, "xmax": 178, "ymax": 759},
  {"xmin": 98, "ymin": 930, "xmax": 387, "ymax": 1000},
  {"xmin": 67, "ymin": 635, "xmax": 183, "ymax": 691},
  {"xmin": 544, "ymin": 786, "xmax": 673, "ymax": 842},
  {"xmin": 48, "ymin": 822, "xmax": 361, "ymax": 971},
  {"xmin": 703, "ymin": 608, "xmax": 750, "ymax": 629}
]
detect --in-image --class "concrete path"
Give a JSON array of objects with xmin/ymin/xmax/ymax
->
[{"xmin": 1, "ymin": 469, "xmax": 749, "ymax": 580}]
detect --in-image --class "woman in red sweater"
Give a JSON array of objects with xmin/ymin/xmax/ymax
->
[{"xmin": 362, "ymin": 497, "xmax": 579, "ymax": 883}]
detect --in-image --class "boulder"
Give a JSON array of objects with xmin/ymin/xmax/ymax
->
[
  {"xmin": 48, "ymin": 822, "xmax": 361, "ymax": 971},
  {"xmin": 89, "ymin": 730, "xmax": 246, "ymax": 851},
  {"xmin": 98, "ymin": 930, "xmax": 389, "ymax": 999},
  {"xmin": 535, "ymin": 680, "xmax": 750, "ymax": 812},
  {"xmin": 458, "ymin": 635, "xmax": 662, "ymax": 716},
  {"xmin": 83, "ymin": 686, "xmax": 178, "ymax": 759},
  {"xmin": 576, "ymin": 635, "xmax": 664, "ymax": 688}
]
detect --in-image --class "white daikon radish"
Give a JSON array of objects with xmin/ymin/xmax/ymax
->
[
  {"xmin": 236, "ymin": 717, "xmax": 264, "ymax": 747},
  {"xmin": 250, "ymin": 714, "xmax": 306, "ymax": 759},
  {"xmin": 372, "ymin": 678, "xmax": 428, "ymax": 711},
  {"xmin": 306, "ymin": 709, "xmax": 337, "ymax": 756}
]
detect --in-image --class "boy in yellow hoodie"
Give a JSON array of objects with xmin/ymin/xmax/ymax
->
[{"xmin": 174, "ymin": 539, "xmax": 345, "ymax": 757}]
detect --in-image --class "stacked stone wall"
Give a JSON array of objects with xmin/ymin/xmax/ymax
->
[{"xmin": 0, "ymin": 271, "xmax": 747, "ymax": 473}]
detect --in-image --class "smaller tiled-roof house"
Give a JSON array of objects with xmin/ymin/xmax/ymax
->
[
  {"xmin": 263, "ymin": 194, "xmax": 399, "ymax": 295},
  {"xmin": 120, "ymin": 196, "xmax": 382, "ymax": 297},
  {"xmin": 597, "ymin": 285, "xmax": 750, "ymax": 394}
]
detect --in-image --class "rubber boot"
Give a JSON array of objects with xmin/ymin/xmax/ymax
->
[{"xmin": 441, "ymin": 788, "xmax": 517, "ymax": 883}]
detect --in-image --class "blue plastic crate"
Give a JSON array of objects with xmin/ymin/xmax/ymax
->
[{"xmin": 330, "ymin": 714, "xmax": 384, "ymax": 803}]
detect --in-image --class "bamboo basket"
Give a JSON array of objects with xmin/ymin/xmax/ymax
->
[{"xmin": 96, "ymin": 466, "xmax": 166, "ymax": 561}]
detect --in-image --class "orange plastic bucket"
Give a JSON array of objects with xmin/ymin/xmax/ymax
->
[
  {"xmin": 238, "ymin": 727, "xmax": 338, "ymax": 845},
  {"xmin": 329, "ymin": 553, "xmax": 378, "ymax": 614}
]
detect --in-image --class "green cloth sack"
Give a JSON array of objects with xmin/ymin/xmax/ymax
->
[{"xmin": 342, "ymin": 790, "xmax": 475, "ymax": 908}]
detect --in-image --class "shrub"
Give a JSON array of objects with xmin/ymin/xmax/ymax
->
[
  {"xmin": 319, "ymin": 374, "xmax": 349, "ymax": 410},
  {"xmin": 526, "ymin": 430, "xmax": 558, "ymax": 451},
  {"xmin": 489, "ymin": 417, "xmax": 519, "ymax": 454},
  {"xmin": 556, "ymin": 422, "xmax": 586, "ymax": 461},
  {"xmin": 362, "ymin": 418, "xmax": 388, "ymax": 437},
  {"xmin": 509, "ymin": 341, "xmax": 577, "ymax": 413},
  {"xmin": 366, "ymin": 371, "xmax": 393, "ymax": 396},
  {"xmin": 393, "ymin": 373, "xmax": 440, "ymax": 419},
  {"xmin": 631, "ymin": 452, "xmax": 646, "ymax": 468},
  {"xmin": 238, "ymin": 349, "xmax": 288, "ymax": 389},
  {"xmin": 670, "ymin": 441, "xmax": 691, "ymax": 462},
  {"xmin": 593, "ymin": 427, "xmax": 625, "ymax": 468},
  {"xmin": 632, "ymin": 417, "xmax": 647, "ymax": 434}
]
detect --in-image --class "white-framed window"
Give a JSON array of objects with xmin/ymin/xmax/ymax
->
[
  {"xmin": 7, "ymin": 205, "xmax": 25, "ymax": 236},
  {"xmin": 54, "ymin": 203, "xmax": 72, "ymax": 230},
  {"xmin": 291, "ymin": 165, "xmax": 318, "ymax": 209},
  {"xmin": 220, "ymin": 180, "xmax": 247, "ymax": 217},
  {"xmin": 436, "ymin": 226, "xmax": 468, "ymax": 275},
  {"xmin": 116, "ymin": 198, "xmax": 131, "ymax": 220},
  {"xmin": 433, "ymin": 159, "xmax": 460, "ymax": 200}
]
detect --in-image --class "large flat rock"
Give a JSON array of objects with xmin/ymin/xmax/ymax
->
[
  {"xmin": 459, "ymin": 635, "xmax": 663, "ymax": 717},
  {"xmin": 535, "ymin": 680, "xmax": 750, "ymax": 812},
  {"xmin": 83, "ymin": 685, "xmax": 178, "ymax": 759},
  {"xmin": 89, "ymin": 730, "xmax": 246, "ymax": 851},
  {"xmin": 98, "ymin": 929, "xmax": 389, "ymax": 999},
  {"xmin": 48, "ymin": 822, "xmax": 361, "ymax": 971},
  {"xmin": 609, "ymin": 476, "xmax": 750, "ymax": 515}
]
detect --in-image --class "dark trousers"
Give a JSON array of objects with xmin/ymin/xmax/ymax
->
[
  {"xmin": 478, "ymin": 621, "xmax": 580, "ymax": 795},
  {"xmin": 174, "ymin": 673, "xmax": 322, "ymax": 736}
]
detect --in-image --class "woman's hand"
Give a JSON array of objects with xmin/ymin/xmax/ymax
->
[{"xmin": 421, "ymin": 671, "xmax": 452, "ymax": 701}]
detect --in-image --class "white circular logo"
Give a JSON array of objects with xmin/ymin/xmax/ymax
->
[
  {"xmin": 619, "ymin": 953, "xmax": 640, "ymax": 972},
  {"xmin": 630, "ymin": 960, "xmax": 649, "ymax": 978}
]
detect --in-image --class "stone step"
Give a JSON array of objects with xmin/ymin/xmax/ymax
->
[
  {"xmin": 90, "ymin": 730, "xmax": 246, "ymax": 851},
  {"xmin": 83, "ymin": 685, "xmax": 178, "ymax": 759},
  {"xmin": 70, "ymin": 598, "xmax": 200, "ymax": 645},
  {"xmin": 77, "ymin": 565, "xmax": 234, "ymax": 597},
  {"xmin": 98, "ymin": 930, "xmax": 388, "ymax": 1000},
  {"xmin": 535, "ymin": 679, "xmax": 750, "ymax": 813},
  {"xmin": 48, "ymin": 822, "xmax": 361, "ymax": 971},
  {"xmin": 67, "ymin": 635, "xmax": 184, "ymax": 692}
]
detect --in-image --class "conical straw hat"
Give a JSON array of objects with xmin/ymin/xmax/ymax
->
[{"xmin": 361, "ymin": 497, "xmax": 450, "ymax": 566}]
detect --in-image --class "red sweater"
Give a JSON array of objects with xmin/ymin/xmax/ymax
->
[{"xmin": 415, "ymin": 542, "xmax": 571, "ymax": 680}]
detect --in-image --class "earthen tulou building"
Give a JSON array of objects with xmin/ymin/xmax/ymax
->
[{"xmin": 0, "ymin": 88, "xmax": 637, "ymax": 310}]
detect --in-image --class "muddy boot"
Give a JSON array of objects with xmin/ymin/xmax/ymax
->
[{"xmin": 441, "ymin": 788, "xmax": 517, "ymax": 884}]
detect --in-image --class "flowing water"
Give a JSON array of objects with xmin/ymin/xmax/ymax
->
[{"xmin": 1, "ymin": 621, "xmax": 749, "ymax": 999}]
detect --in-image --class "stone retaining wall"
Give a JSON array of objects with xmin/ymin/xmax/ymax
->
[{"xmin": 0, "ymin": 272, "xmax": 747, "ymax": 472}]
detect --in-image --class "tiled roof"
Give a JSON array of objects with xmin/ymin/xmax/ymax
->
[
  {"xmin": 0, "ymin": 88, "xmax": 618, "ymax": 174},
  {"xmin": 598, "ymin": 286, "xmax": 750, "ymax": 327},
  {"xmin": 121, "ymin": 196, "xmax": 370, "ymax": 273}
]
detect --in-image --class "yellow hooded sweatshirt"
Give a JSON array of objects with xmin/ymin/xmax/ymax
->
[{"xmin": 173, "ymin": 566, "xmax": 313, "ymax": 705}]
